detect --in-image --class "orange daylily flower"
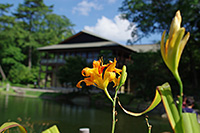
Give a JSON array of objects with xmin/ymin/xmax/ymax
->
[
  {"xmin": 160, "ymin": 10, "xmax": 190, "ymax": 78},
  {"xmin": 76, "ymin": 58, "xmax": 122, "ymax": 102},
  {"xmin": 77, "ymin": 58, "xmax": 121, "ymax": 90}
]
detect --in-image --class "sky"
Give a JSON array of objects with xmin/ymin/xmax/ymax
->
[{"xmin": 1, "ymin": 0, "xmax": 160, "ymax": 45}]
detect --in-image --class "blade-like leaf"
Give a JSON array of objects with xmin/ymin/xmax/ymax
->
[
  {"xmin": 42, "ymin": 125, "xmax": 60, "ymax": 133},
  {"xmin": 157, "ymin": 82, "xmax": 183, "ymax": 133},
  {"xmin": 118, "ymin": 89, "xmax": 161, "ymax": 116},
  {"xmin": 0, "ymin": 122, "xmax": 27, "ymax": 133},
  {"xmin": 182, "ymin": 113, "xmax": 200, "ymax": 133}
]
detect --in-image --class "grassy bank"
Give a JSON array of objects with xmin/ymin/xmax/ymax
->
[
  {"xmin": 0, "ymin": 86, "xmax": 137, "ymax": 105},
  {"xmin": 0, "ymin": 86, "xmax": 60, "ymax": 98}
]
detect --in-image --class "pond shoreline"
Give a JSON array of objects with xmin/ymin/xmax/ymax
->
[
  {"xmin": 0, "ymin": 86, "xmax": 167, "ymax": 116},
  {"xmin": 1, "ymin": 86, "xmax": 200, "ymax": 118}
]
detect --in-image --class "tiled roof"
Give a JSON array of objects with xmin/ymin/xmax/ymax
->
[
  {"xmin": 38, "ymin": 41, "xmax": 116, "ymax": 50},
  {"xmin": 38, "ymin": 30, "xmax": 159, "ymax": 53},
  {"xmin": 127, "ymin": 44, "xmax": 160, "ymax": 52}
]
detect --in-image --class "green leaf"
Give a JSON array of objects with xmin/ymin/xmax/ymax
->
[
  {"xmin": 42, "ymin": 125, "xmax": 60, "ymax": 133},
  {"xmin": 157, "ymin": 82, "xmax": 183, "ymax": 133},
  {"xmin": 118, "ymin": 89, "xmax": 161, "ymax": 116},
  {"xmin": 182, "ymin": 113, "xmax": 200, "ymax": 133},
  {"xmin": 0, "ymin": 122, "xmax": 27, "ymax": 133}
]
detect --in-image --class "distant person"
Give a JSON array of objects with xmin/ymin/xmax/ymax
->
[
  {"xmin": 182, "ymin": 96, "xmax": 198, "ymax": 116},
  {"xmin": 34, "ymin": 81, "xmax": 37, "ymax": 88}
]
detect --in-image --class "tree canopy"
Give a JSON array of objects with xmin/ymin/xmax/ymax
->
[
  {"xmin": 120, "ymin": 0, "xmax": 200, "ymax": 95},
  {"xmin": 13, "ymin": 0, "xmax": 74, "ymax": 68},
  {"xmin": 0, "ymin": 1, "xmax": 74, "ymax": 84},
  {"xmin": 57, "ymin": 56, "xmax": 88, "ymax": 88},
  {"xmin": 119, "ymin": 0, "xmax": 200, "ymax": 43},
  {"xmin": 119, "ymin": 0, "xmax": 200, "ymax": 98}
]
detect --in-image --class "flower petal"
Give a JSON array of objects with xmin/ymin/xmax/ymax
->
[
  {"xmin": 172, "ymin": 28, "xmax": 186, "ymax": 70},
  {"xmin": 168, "ymin": 10, "xmax": 181, "ymax": 40},
  {"xmin": 178, "ymin": 32, "xmax": 190, "ymax": 63},
  {"xmin": 81, "ymin": 67, "xmax": 92, "ymax": 77},
  {"xmin": 76, "ymin": 78, "xmax": 96, "ymax": 88},
  {"xmin": 161, "ymin": 30, "xmax": 166, "ymax": 62},
  {"xmin": 77, "ymin": 58, "xmax": 123, "ymax": 93},
  {"xmin": 76, "ymin": 80, "xmax": 84, "ymax": 88},
  {"xmin": 160, "ymin": 10, "xmax": 190, "ymax": 79}
]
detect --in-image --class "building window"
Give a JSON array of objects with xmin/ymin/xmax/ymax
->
[
  {"xmin": 77, "ymin": 52, "xmax": 81, "ymax": 56},
  {"xmin": 93, "ymin": 52, "xmax": 99, "ymax": 60},
  {"xmin": 70, "ymin": 52, "xmax": 75, "ymax": 57},
  {"xmin": 88, "ymin": 52, "xmax": 93, "ymax": 58},
  {"xmin": 65, "ymin": 53, "xmax": 69, "ymax": 58},
  {"xmin": 82, "ymin": 52, "xmax": 87, "ymax": 58}
]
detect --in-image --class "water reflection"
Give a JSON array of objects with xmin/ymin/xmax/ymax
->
[
  {"xmin": 4, "ymin": 94, "xmax": 8, "ymax": 109},
  {"xmin": 0, "ymin": 94, "xmax": 171, "ymax": 133}
]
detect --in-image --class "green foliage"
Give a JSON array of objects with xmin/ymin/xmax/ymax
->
[
  {"xmin": 119, "ymin": 0, "xmax": 184, "ymax": 41},
  {"xmin": 1, "ymin": 46, "xmax": 26, "ymax": 75},
  {"xmin": 157, "ymin": 83, "xmax": 200, "ymax": 133},
  {"xmin": 127, "ymin": 51, "xmax": 173, "ymax": 100},
  {"xmin": 8, "ymin": 64, "xmax": 38, "ymax": 84},
  {"xmin": 57, "ymin": 56, "xmax": 88, "ymax": 87},
  {"xmin": 157, "ymin": 83, "xmax": 183, "ymax": 132},
  {"xmin": 182, "ymin": 113, "xmax": 200, "ymax": 133},
  {"xmin": 0, "ymin": 4, "xmax": 21, "ymax": 77},
  {"xmin": 119, "ymin": 82, "xmax": 200, "ymax": 132},
  {"xmin": 44, "ymin": 13, "xmax": 74, "ymax": 45},
  {"xmin": 25, "ymin": 91, "xmax": 44, "ymax": 97},
  {"xmin": 120, "ymin": 0, "xmax": 200, "ymax": 93},
  {"xmin": 117, "ymin": 9, "xmax": 200, "ymax": 132},
  {"xmin": 0, "ymin": 4, "xmax": 15, "ymax": 26},
  {"xmin": 0, "ymin": 121, "xmax": 27, "ymax": 133},
  {"xmin": 42, "ymin": 125, "xmax": 60, "ymax": 133},
  {"xmin": 98, "ymin": 50, "xmax": 114, "ymax": 63},
  {"xmin": 12, "ymin": 0, "xmax": 74, "ymax": 68},
  {"xmin": 0, "ymin": 118, "xmax": 58, "ymax": 133},
  {"xmin": 118, "ymin": 89, "xmax": 161, "ymax": 117},
  {"xmin": 13, "ymin": 0, "xmax": 53, "ymax": 68},
  {"xmin": 0, "ymin": 1, "xmax": 74, "ymax": 84}
]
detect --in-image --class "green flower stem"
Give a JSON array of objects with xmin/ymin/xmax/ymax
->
[
  {"xmin": 111, "ymin": 66, "xmax": 127, "ymax": 133},
  {"xmin": 173, "ymin": 71, "xmax": 183, "ymax": 116},
  {"xmin": 148, "ymin": 127, "xmax": 152, "ymax": 133},
  {"xmin": 145, "ymin": 117, "xmax": 152, "ymax": 133},
  {"xmin": 104, "ymin": 88, "xmax": 114, "ymax": 103},
  {"xmin": 111, "ymin": 86, "xmax": 120, "ymax": 133}
]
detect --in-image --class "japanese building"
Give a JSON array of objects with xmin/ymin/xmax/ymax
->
[{"xmin": 37, "ymin": 30, "xmax": 159, "ymax": 92}]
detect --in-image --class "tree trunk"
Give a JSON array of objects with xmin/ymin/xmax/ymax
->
[
  {"xmin": 28, "ymin": 46, "xmax": 32, "ymax": 68},
  {"xmin": 0, "ymin": 65, "xmax": 6, "ymax": 80}
]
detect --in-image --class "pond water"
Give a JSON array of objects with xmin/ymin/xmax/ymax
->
[{"xmin": 0, "ymin": 94, "xmax": 172, "ymax": 133}]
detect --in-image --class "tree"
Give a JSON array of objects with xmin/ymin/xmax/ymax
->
[
  {"xmin": 43, "ymin": 13, "xmax": 74, "ymax": 45},
  {"xmin": 120, "ymin": 0, "xmax": 180, "ymax": 42},
  {"xmin": 127, "ymin": 51, "xmax": 167, "ymax": 99},
  {"xmin": 0, "ymin": 1, "xmax": 74, "ymax": 84},
  {"xmin": 119, "ymin": 0, "xmax": 200, "ymax": 92},
  {"xmin": 57, "ymin": 56, "xmax": 88, "ymax": 88},
  {"xmin": 13, "ymin": 0, "xmax": 53, "ymax": 68},
  {"xmin": 0, "ymin": 4, "xmax": 26, "ymax": 78},
  {"xmin": 14, "ymin": 0, "xmax": 74, "ymax": 68},
  {"xmin": 13, "ymin": 0, "xmax": 74, "ymax": 68},
  {"xmin": 8, "ymin": 64, "xmax": 37, "ymax": 84}
]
